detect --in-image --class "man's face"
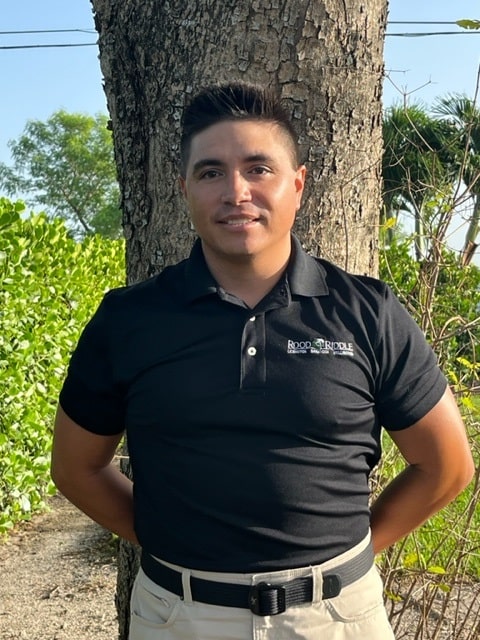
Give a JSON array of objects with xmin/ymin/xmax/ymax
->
[{"xmin": 179, "ymin": 119, "xmax": 306, "ymax": 268}]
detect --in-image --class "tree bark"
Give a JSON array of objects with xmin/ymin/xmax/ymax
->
[{"xmin": 90, "ymin": 1, "xmax": 387, "ymax": 637}]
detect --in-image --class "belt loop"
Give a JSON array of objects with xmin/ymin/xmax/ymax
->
[
  {"xmin": 182, "ymin": 569, "xmax": 193, "ymax": 605},
  {"xmin": 312, "ymin": 566, "xmax": 324, "ymax": 603}
]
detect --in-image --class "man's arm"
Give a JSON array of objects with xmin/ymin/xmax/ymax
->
[
  {"xmin": 51, "ymin": 405, "xmax": 138, "ymax": 544},
  {"xmin": 370, "ymin": 386, "xmax": 475, "ymax": 554}
]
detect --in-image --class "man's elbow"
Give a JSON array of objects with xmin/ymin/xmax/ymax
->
[
  {"xmin": 458, "ymin": 453, "xmax": 476, "ymax": 490},
  {"xmin": 50, "ymin": 452, "xmax": 78, "ymax": 497},
  {"xmin": 444, "ymin": 452, "xmax": 476, "ymax": 501},
  {"xmin": 50, "ymin": 458, "xmax": 67, "ymax": 494}
]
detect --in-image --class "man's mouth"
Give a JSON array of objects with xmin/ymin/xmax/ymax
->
[
  {"xmin": 218, "ymin": 213, "xmax": 260, "ymax": 226},
  {"xmin": 222, "ymin": 218, "xmax": 258, "ymax": 226}
]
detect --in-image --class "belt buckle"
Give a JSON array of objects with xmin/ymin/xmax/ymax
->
[
  {"xmin": 249, "ymin": 581, "xmax": 286, "ymax": 616},
  {"xmin": 322, "ymin": 573, "xmax": 342, "ymax": 599}
]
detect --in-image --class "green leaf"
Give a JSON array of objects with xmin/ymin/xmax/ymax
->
[
  {"xmin": 436, "ymin": 583, "xmax": 451, "ymax": 593},
  {"xmin": 403, "ymin": 552, "xmax": 425, "ymax": 569},
  {"xmin": 457, "ymin": 19, "xmax": 480, "ymax": 30},
  {"xmin": 427, "ymin": 565, "xmax": 446, "ymax": 575}
]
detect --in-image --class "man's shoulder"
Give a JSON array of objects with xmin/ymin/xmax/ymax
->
[
  {"xmin": 314, "ymin": 256, "xmax": 389, "ymax": 299},
  {"xmin": 102, "ymin": 259, "xmax": 188, "ymax": 308},
  {"xmin": 97, "ymin": 261, "xmax": 185, "ymax": 314}
]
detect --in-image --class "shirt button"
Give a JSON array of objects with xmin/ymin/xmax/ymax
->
[
  {"xmin": 247, "ymin": 347, "xmax": 257, "ymax": 356},
  {"xmin": 249, "ymin": 316, "xmax": 256, "ymax": 322}
]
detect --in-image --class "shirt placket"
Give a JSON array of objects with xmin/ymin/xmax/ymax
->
[{"xmin": 240, "ymin": 312, "xmax": 266, "ymax": 390}]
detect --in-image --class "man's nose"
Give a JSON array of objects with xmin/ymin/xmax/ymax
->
[{"xmin": 221, "ymin": 172, "xmax": 252, "ymax": 204}]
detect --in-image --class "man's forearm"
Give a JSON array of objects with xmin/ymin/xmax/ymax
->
[
  {"xmin": 53, "ymin": 463, "xmax": 138, "ymax": 545},
  {"xmin": 371, "ymin": 389, "xmax": 475, "ymax": 555},
  {"xmin": 370, "ymin": 463, "xmax": 467, "ymax": 554}
]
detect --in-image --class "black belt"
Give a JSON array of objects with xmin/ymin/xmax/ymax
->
[{"xmin": 140, "ymin": 543, "xmax": 374, "ymax": 616}]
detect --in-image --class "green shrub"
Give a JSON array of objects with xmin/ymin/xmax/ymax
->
[
  {"xmin": 0, "ymin": 198, "xmax": 125, "ymax": 533},
  {"xmin": 379, "ymin": 231, "xmax": 480, "ymax": 579}
]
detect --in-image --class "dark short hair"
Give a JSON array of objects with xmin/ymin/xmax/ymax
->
[{"xmin": 179, "ymin": 82, "xmax": 300, "ymax": 176}]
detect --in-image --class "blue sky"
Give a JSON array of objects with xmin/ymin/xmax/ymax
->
[
  {"xmin": 1, "ymin": 0, "xmax": 478, "ymax": 164},
  {"xmin": 384, "ymin": 1, "xmax": 479, "ymax": 106}
]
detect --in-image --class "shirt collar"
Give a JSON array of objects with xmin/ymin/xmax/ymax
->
[
  {"xmin": 287, "ymin": 235, "xmax": 328, "ymax": 297},
  {"xmin": 182, "ymin": 235, "xmax": 329, "ymax": 303},
  {"xmin": 183, "ymin": 240, "xmax": 218, "ymax": 302}
]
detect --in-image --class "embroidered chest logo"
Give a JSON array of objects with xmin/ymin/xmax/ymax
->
[{"xmin": 287, "ymin": 337, "xmax": 355, "ymax": 356}]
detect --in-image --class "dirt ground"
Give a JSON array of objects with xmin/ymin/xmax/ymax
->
[{"xmin": 0, "ymin": 494, "xmax": 118, "ymax": 640}]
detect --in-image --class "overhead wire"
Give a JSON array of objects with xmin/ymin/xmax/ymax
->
[
  {"xmin": 1, "ymin": 43, "xmax": 96, "ymax": 50},
  {"xmin": 0, "ymin": 20, "xmax": 478, "ymax": 49},
  {"xmin": 387, "ymin": 32, "xmax": 480, "ymax": 37},
  {"xmin": 0, "ymin": 29, "xmax": 96, "ymax": 35}
]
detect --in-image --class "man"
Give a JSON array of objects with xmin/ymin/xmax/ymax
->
[{"xmin": 51, "ymin": 83, "xmax": 474, "ymax": 640}]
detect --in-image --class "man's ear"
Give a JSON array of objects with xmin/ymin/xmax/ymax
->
[
  {"xmin": 295, "ymin": 165, "xmax": 307, "ymax": 211},
  {"xmin": 178, "ymin": 176, "xmax": 187, "ymax": 198}
]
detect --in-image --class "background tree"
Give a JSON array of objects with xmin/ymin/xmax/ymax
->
[
  {"xmin": 381, "ymin": 94, "xmax": 480, "ymax": 358},
  {"xmin": 433, "ymin": 93, "xmax": 480, "ymax": 266},
  {"xmin": 90, "ymin": 0, "xmax": 388, "ymax": 636},
  {"xmin": 382, "ymin": 103, "xmax": 461, "ymax": 261},
  {"xmin": 0, "ymin": 111, "xmax": 122, "ymax": 238},
  {"xmin": 379, "ymin": 88, "xmax": 480, "ymax": 638},
  {"xmin": 382, "ymin": 94, "xmax": 480, "ymax": 266}
]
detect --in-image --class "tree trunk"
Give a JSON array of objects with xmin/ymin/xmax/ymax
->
[
  {"xmin": 461, "ymin": 195, "xmax": 480, "ymax": 266},
  {"xmin": 90, "ymin": 1, "xmax": 387, "ymax": 637}
]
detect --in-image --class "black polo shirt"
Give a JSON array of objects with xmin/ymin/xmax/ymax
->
[{"xmin": 59, "ymin": 236, "xmax": 446, "ymax": 572}]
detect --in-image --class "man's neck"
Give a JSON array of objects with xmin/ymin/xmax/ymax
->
[{"xmin": 203, "ymin": 251, "xmax": 290, "ymax": 309}]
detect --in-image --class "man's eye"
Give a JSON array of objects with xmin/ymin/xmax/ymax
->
[
  {"xmin": 250, "ymin": 166, "xmax": 271, "ymax": 175},
  {"xmin": 200, "ymin": 169, "xmax": 221, "ymax": 179}
]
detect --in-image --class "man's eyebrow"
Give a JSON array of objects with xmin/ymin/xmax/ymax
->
[
  {"xmin": 244, "ymin": 153, "xmax": 275, "ymax": 164},
  {"xmin": 191, "ymin": 158, "xmax": 224, "ymax": 175}
]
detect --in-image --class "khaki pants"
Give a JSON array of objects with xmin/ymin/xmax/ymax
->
[{"xmin": 129, "ymin": 534, "xmax": 395, "ymax": 640}]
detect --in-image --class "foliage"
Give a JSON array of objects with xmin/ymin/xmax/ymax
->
[
  {"xmin": 382, "ymin": 95, "xmax": 480, "ymax": 265},
  {"xmin": 382, "ymin": 104, "xmax": 458, "ymax": 219},
  {"xmin": 379, "ymin": 418, "xmax": 480, "ymax": 639},
  {"xmin": 380, "ymin": 97, "xmax": 480, "ymax": 620},
  {"xmin": 0, "ymin": 198, "xmax": 125, "ymax": 533},
  {"xmin": 457, "ymin": 19, "xmax": 480, "ymax": 30},
  {"xmin": 381, "ymin": 102, "xmax": 480, "ymax": 619},
  {"xmin": 0, "ymin": 111, "xmax": 122, "ymax": 239},
  {"xmin": 433, "ymin": 94, "xmax": 480, "ymax": 265},
  {"xmin": 380, "ymin": 230, "xmax": 480, "ymax": 386},
  {"xmin": 379, "ymin": 229, "xmax": 480, "ymax": 636}
]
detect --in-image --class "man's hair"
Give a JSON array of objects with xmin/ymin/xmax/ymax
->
[{"xmin": 179, "ymin": 82, "xmax": 300, "ymax": 176}]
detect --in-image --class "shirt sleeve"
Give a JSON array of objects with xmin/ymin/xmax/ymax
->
[
  {"xmin": 59, "ymin": 291, "xmax": 125, "ymax": 435},
  {"xmin": 374, "ymin": 284, "xmax": 447, "ymax": 431}
]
